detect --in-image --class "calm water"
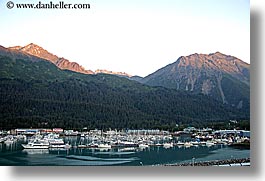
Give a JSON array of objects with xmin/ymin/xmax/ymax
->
[{"xmin": 0, "ymin": 137, "xmax": 250, "ymax": 166}]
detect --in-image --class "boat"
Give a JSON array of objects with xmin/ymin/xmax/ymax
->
[
  {"xmin": 112, "ymin": 141, "xmax": 138, "ymax": 148},
  {"xmin": 22, "ymin": 140, "xmax": 49, "ymax": 149},
  {"xmin": 49, "ymin": 143, "xmax": 71, "ymax": 149},
  {"xmin": 184, "ymin": 142, "xmax": 193, "ymax": 147},
  {"xmin": 64, "ymin": 143, "xmax": 72, "ymax": 149},
  {"xmin": 163, "ymin": 142, "xmax": 173, "ymax": 149},
  {"xmin": 86, "ymin": 142, "xmax": 98, "ymax": 148},
  {"xmin": 138, "ymin": 143, "xmax": 149, "ymax": 149},
  {"xmin": 4, "ymin": 139, "xmax": 14, "ymax": 145},
  {"xmin": 190, "ymin": 141, "xmax": 200, "ymax": 146},
  {"xmin": 176, "ymin": 141, "xmax": 185, "ymax": 146},
  {"xmin": 205, "ymin": 141, "xmax": 215, "ymax": 147},
  {"xmin": 98, "ymin": 143, "xmax": 111, "ymax": 149}
]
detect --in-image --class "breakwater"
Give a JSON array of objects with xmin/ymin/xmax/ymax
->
[{"xmin": 165, "ymin": 158, "xmax": 250, "ymax": 166}]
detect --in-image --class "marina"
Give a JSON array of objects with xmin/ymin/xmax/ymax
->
[{"xmin": 0, "ymin": 128, "xmax": 250, "ymax": 166}]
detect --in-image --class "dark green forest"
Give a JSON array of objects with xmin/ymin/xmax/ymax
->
[{"xmin": 0, "ymin": 55, "xmax": 250, "ymax": 130}]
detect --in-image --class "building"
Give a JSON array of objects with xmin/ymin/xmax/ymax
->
[
  {"xmin": 183, "ymin": 127, "xmax": 197, "ymax": 133},
  {"xmin": 52, "ymin": 128, "xmax": 64, "ymax": 133}
]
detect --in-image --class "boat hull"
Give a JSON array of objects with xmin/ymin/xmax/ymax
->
[{"xmin": 22, "ymin": 144, "xmax": 49, "ymax": 149}]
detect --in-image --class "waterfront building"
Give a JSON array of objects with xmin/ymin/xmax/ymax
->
[{"xmin": 52, "ymin": 128, "xmax": 64, "ymax": 134}]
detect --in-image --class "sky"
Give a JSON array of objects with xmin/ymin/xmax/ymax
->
[{"xmin": 0, "ymin": 0, "xmax": 250, "ymax": 77}]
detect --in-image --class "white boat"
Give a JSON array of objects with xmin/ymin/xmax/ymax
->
[
  {"xmin": 200, "ymin": 141, "xmax": 207, "ymax": 145},
  {"xmin": 49, "ymin": 143, "xmax": 71, "ymax": 149},
  {"xmin": 98, "ymin": 143, "xmax": 111, "ymax": 149},
  {"xmin": 64, "ymin": 143, "xmax": 72, "ymax": 149},
  {"xmin": 163, "ymin": 142, "xmax": 173, "ymax": 149},
  {"xmin": 4, "ymin": 139, "xmax": 14, "ymax": 145},
  {"xmin": 28, "ymin": 134, "xmax": 43, "ymax": 142},
  {"xmin": 176, "ymin": 141, "xmax": 185, "ymax": 146},
  {"xmin": 45, "ymin": 135, "xmax": 71, "ymax": 149},
  {"xmin": 184, "ymin": 142, "xmax": 193, "ymax": 147},
  {"xmin": 138, "ymin": 143, "xmax": 149, "ymax": 149},
  {"xmin": 190, "ymin": 141, "xmax": 200, "ymax": 146},
  {"xmin": 206, "ymin": 141, "xmax": 215, "ymax": 147},
  {"xmin": 118, "ymin": 147, "xmax": 136, "ymax": 152},
  {"xmin": 22, "ymin": 140, "xmax": 49, "ymax": 149},
  {"xmin": 77, "ymin": 144, "xmax": 87, "ymax": 148},
  {"xmin": 48, "ymin": 138, "xmax": 64, "ymax": 145}
]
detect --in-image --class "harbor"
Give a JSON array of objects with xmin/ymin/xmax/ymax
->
[{"xmin": 0, "ymin": 127, "xmax": 250, "ymax": 166}]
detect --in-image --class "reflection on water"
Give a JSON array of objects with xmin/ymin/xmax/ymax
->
[
  {"xmin": 0, "ymin": 137, "xmax": 250, "ymax": 166},
  {"xmin": 22, "ymin": 149, "xmax": 49, "ymax": 155}
]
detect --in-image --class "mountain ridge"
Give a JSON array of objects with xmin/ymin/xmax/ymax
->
[
  {"xmin": 9, "ymin": 43, "xmax": 134, "ymax": 77},
  {"xmin": 9, "ymin": 43, "xmax": 95, "ymax": 75},
  {"xmin": 140, "ymin": 52, "xmax": 250, "ymax": 110},
  {"xmin": 0, "ymin": 45, "xmax": 249, "ymax": 129}
]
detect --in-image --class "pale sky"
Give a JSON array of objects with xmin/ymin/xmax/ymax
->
[{"xmin": 0, "ymin": 0, "xmax": 250, "ymax": 77}]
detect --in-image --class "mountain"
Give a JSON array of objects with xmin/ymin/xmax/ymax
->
[
  {"xmin": 0, "ymin": 45, "xmax": 46, "ymax": 63},
  {"xmin": 140, "ymin": 52, "xmax": 250, "ymax": 110},
  {"xmin": 9, "ymin": 43, "xmax": 135, "ymax": 77},
  {"xmin": 0, "ymin": 45, "xmax": 249, "ymax": 130},
  {"xmin": 9, "ymin": 43, "xmax": 94, "ymax": 74}
]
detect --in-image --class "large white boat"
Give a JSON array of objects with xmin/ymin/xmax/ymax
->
[
  {"xmin": 22, "ymin": 140, "xmax": 49, "ymax": 149},
  {"xmin": 43, "ymin": 134, "xmax": 71, "ymax": 149}
]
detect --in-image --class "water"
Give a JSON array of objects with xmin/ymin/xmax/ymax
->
[{"xmin": 0, "ymin": 138, "xmax": 250, "ymax": 166}]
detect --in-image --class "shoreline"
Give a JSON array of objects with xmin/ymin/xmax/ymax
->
[{"xmin": 165, "ymin": 158, "xmax": 250, "ymax": 166}]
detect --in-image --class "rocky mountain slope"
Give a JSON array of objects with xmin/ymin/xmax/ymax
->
[
  {"xmin": 140, "ymin": 52, "xmax": 250, "ymax": 110},
  {"xmin": 9, "ymin": 43, "xmax": 94, "ymax": 74},
  {"xmin": 9, "ymin": 43, "xmax": 134, "ymax": 77}
]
